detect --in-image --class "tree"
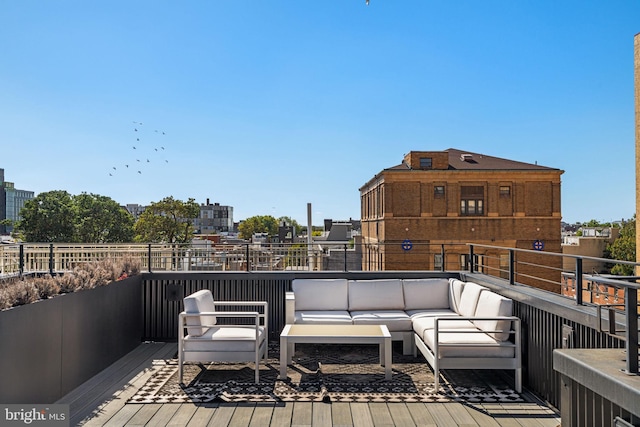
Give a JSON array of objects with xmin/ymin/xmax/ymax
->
[
  {"xmin": 19, "ymin": 191, "xmax": 76, "ymax": 242},
  {"xmin": 17, "ymin": 191, "xmax": 136, "ymax": 243},
  {"xmin": 238, "ymin": 215, "xmax": 279, "ymax": 240},
  {"xmin": 133, "ymin": 197, "xmax": 200, "ymax": 243},
  {"xmin": 605, "ymin": 216, "xmax": 636, "ymax": 276},
  {"xmin": 74, "ymin": 193, "xmax": 134, "ymax": 243}
]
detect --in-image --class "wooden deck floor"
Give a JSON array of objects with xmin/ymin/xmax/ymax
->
[{"xmin": 58, "ymin": 342, "xmax": 561, "ymax": 427}]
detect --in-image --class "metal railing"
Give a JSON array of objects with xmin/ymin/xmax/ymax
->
[
  {"xmin": 0, "ymin": 242, "xmax": 334, "ymax": 275},
  {"xmin": 468, "ymin": 243, "xmax": 639, "ymax": 375},
  {"xmin": 0, "ymin": 241, "xmax": 470, "ymax": 276}
]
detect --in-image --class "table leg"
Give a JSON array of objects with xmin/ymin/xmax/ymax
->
[
  {"xmin": 384, "ymin": 336, "xmax": 392, "ymax": 380},
  {"xmin": 279, "ymin": 334, "xmax": 288, "ymax": 379}
]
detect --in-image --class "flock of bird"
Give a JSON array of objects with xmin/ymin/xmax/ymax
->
[{"xmin": 108, "ymin": 121, "xmax": 170, "ymax": 177}]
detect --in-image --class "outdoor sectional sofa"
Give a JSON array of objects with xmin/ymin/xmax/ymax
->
[{"xmin": 285, "ymin": 277, "xmax": 521, "ymax": 392}]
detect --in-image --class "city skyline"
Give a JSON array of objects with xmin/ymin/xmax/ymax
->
[{"xmin": 1, "ymin": 2, "xmax": 638, "ymax": 224}]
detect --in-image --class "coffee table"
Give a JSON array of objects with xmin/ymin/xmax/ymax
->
[{"xmin": 279, "ymin": 324, "xmax": 392, "ymax": 380}]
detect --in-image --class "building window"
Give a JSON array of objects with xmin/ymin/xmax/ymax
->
[
  {"xmin": 434, "ymin": 186, "xmax": 445, "ymax": 198},
  {"xmin": 460, "ymin": 254, "xmax": 469, "ymax": 270},
  {"xmin": 500, "ymin": 186, "xmax": 511, "ymax": 197},
  {"xmin": 420, "ymin": 157, "xmax": 432, "ymax": 169},
  {"xmin": 434, "ymin": 254, "xmax": 443, "ymax": 270},
  {"xmin": 460, "ymin": 186, "xmax": 484, "ymax": 216}
]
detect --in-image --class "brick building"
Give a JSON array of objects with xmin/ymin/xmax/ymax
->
[{"xmin": 359, "ymin": 149, "xmax": 564, "ymax": 291}]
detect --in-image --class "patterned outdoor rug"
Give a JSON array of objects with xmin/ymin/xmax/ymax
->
[{"xmin": 128, "ymin": 343, "xmax": 523, "ymax": 404}]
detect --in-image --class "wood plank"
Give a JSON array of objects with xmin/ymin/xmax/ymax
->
[
  {"xmin": 79, "ymin": 344, "xmax": 176, "ymax": 426},
  {"xmin": 331, "ymin": 402, "xmax": 354, "ymax": 427},
  {"xmin": 125, "ymin": 402, "xmax": 162, "ymax": 426},
  {"xmin": 249, "ymin": 404, "xmax": 275, "ymax": 427},
  {"xmin": 425, "ymin": 403, "xmax": 459, "ymax": 427},
  {"xmin": 62, "ymin": 343, "xmax": 167, "ymax": 425},
  {"xmin": 269, "ymin": 402, "xmax": 294, "ymax": 427},
  {"xmin": 291, "ymin": 401, "xmax": 312, "ymax": 426},
  {"xmin": 99, "ymin": 404, "xmax": 142, "ymax": 427},
  {"xmin": 228, "ymin": 403, "xmax": 256, "ymax": 427},
  {"xmin": 350, "ymin": 403, "xmax": 374, "ymax": 427},
  {"xmin": 166, "ymin": 403, "xmax": 198, "ymax": 426},
  {"xmin": 405, "ymin": 403, "xmax": 437, "ymax": 426},
  {"xmin": 67, "ymin": 342, "xmax": 176, "ymax": 426},
  {"xmin": 462, "ymin": 403, "xmax": 501, "ymax": 427},
  {"xmin": 442, "ymin": 401, "xmax": 479, "ymax": 426},
  {"xmin": 311, "ymin": 402, "xmax": 332, "ymax": 427},
  {"xmin": 208, "ymin": 404, "xmax": 237, "ymax": 426},
  {"xmin": 368, "ymin": 402, "xmax": 394, "ymax": 426},
  {"xmin": 145, "ymin": 404, "xmax": 181, "ymax": 426},
  {"xmin": 186, "ymin": 404, "xmax": 217, "ymax": 426},
  {"xmin": 387, "ymin": 403, "xmax": 416, "ymax": 427},
  {"xmin": 475, "ymin": 404, "xmax": 522, "ymax": 427}
]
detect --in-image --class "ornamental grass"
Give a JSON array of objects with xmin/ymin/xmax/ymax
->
[{"xmin": 0, "ymin": 257, "xmax": 141, "ymax": 310}]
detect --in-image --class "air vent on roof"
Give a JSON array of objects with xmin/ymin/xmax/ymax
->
[{"xmin": 460, "ymin": 154, "xmax": 473, "ymax": 162}]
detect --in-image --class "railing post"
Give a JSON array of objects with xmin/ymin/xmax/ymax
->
[
  {"xmin": 440, "ymin": 244, "xmax": 445, "ymax": 272},
  {"xmin": 624, "ymin": 287, "xmax": 638, "ymax": 374},
  {"xmin": 344, "ymin": 243, "xmax": 348, "ymax": 272},
  {"xmin": 575, "ymin": 258, "xmax": 583, "ymax": 305},
  {"xmin": 148, "ymin": 244, "xmax": 152, "ymax": 273},
  {"xmin": 468, "ymin": 245, "xmax": 475, "ymax": 272},
  {"xmin": 49, "ymin": 244, "xmax": 54, "ymax": 275},
  {"xmin": 19, "ymin": 243, "xmax": 24, "ymax": 277},
  {"xmin": 246, "ymin": 244, "xmax": 250, "ymax": 272},
  {"xmin": 509, "ymin": 249, "xmax": 515, "ymax": 285}
]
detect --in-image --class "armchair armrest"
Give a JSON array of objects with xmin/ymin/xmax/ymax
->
[
  {"xmin": 433, "ymin": 316, "xmax": 521, "ymax": 348},
  {"xmin": 285, "ymin": 291, "xmax": 295, "ymax": 324}
]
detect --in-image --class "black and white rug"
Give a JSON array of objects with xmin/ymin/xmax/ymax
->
[{"xmin": 128, "ymin": 344, "xmax": 523, "ymax": 404}]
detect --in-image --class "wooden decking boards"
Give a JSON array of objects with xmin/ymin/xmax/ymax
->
[{"xmin": 57, "ymin": 342, "xmax": 561, "ymax": 427}]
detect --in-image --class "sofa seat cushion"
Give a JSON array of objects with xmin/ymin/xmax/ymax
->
[
  {"xmin": 350, "ymin": 310, "xmax": 412, "ymax": 332},
  {"xmin": 406, "ymin": 309, "xmax": 458, "ymax": 320},
  {"xmin": 423, "ymin": 329, "xmax": 515, "ymax": 358},
  {"xmin": 402, "ymin": 278, "xmax": 450, "ymax": 310},
  {"xmin": 413, "ymin": 316, "xmax": 476, "ymax": 337},
  {"xmin": 472, "ymin": 291, "xmax": 514, "ymax": 341},
  {"xmin": 292, "ymin": 278, "xmax": 349, "ymax": 311},
  {"xmin": 348, "ymin": 279, "xmax": 405, "ymax": 311},
  {"xmin": 183, "ymin": 326, "xmax": 266, "ymax": 353},
  {"xmin": 294, "ymin": 310, "xmax": 353, "ymax": 324}
]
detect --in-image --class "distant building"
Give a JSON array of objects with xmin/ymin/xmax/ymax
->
[
  {"xmin": 195, "ymin": 199, "xmax": 233, "ymax": 234},
  {"xmin": 0, "ymin": 168, "xmax": 35, "ymax": 235},
  {"xmin": 562, "ymin": 227, "xmax": 619, "ymax": 273},
  {"xmin": 321, "ymin": 219, "xmax": 361, "ymax": 241},
  {"xmin": 125, "ymin": 204, "xmax": 147, "ymax": 220},
  {"xmin": 359, "ymin": 149, "xmax": 564, "ymax": 291}
]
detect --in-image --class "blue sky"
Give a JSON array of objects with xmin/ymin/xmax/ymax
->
[{"xmin": 1, "ymin": 1, "xmax": 638, "ymax": 225}]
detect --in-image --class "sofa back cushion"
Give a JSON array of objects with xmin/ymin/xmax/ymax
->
[
  {"xmin": 292, "ymin": 278, "xmax": 349, "ymax": 311},
  {"xmin": 183, "ymin": 289, "xmax": 217, "ymax": 337},
  {"xmin": 448, "ymin": 279, "xmax": 465, "ymax": 312},
  {"xmin": 473, "ymin": 290, "xmax": 513, "ymax": 341},
  {"xmin": 348, "ymin": 279, "xmax": 405, "ymax": 311},
  {"xmin": 457, "ymin": 282, "xmax": 487, "ymax": 317},
  {"xmin": 402, "ymin": 278, "xmax": 450, "ymax": 310}
]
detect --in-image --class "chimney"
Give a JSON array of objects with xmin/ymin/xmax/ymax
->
[{"xmin": 206, "ymin": 198, "xmax": 210, "ymax": 205}]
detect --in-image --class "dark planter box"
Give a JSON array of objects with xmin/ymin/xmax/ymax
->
[{"xmin": 0, "ymin": 276, "xmax": 142, "ymax": 403}]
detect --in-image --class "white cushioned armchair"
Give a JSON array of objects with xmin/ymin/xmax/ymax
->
[{"xmin": 178, "ymin": 289, "xmax": 268, "ymax": 384}]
